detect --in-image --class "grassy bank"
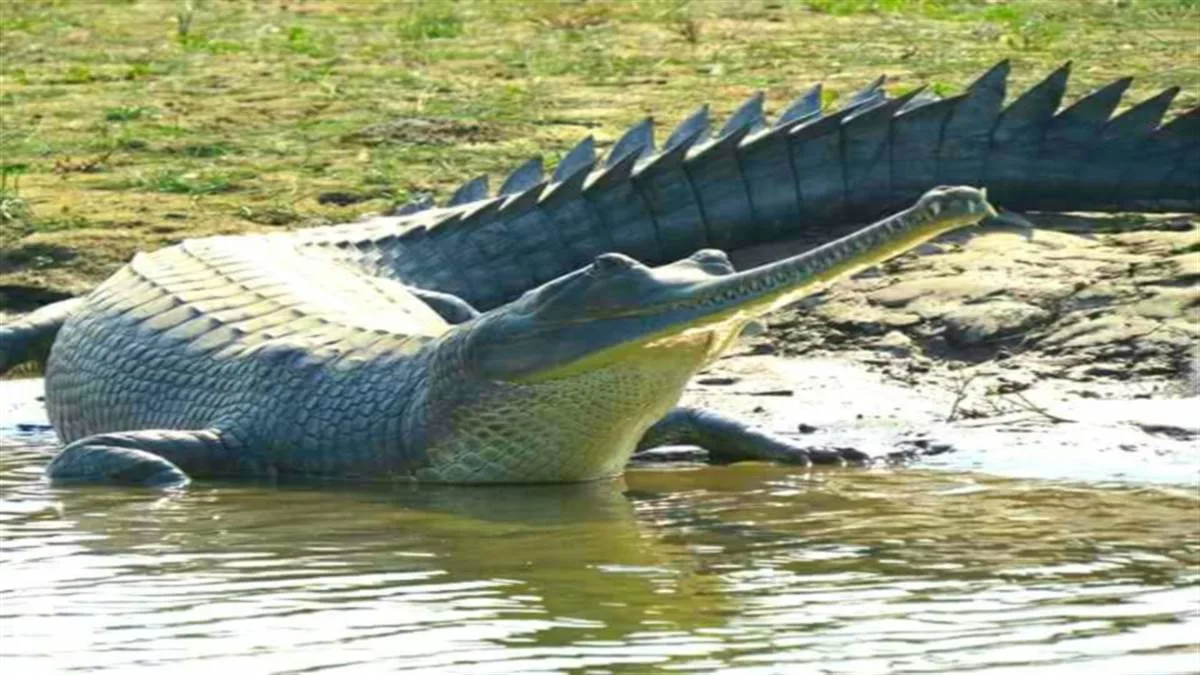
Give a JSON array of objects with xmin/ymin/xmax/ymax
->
[{"xmin": 1, "ymin": 0, "xmax": 1197, "ymax": 306}]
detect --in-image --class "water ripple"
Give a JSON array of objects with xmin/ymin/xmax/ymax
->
[{"xmin": 3, "ymin": 390, "xmax": 1198, "ymax": 672}]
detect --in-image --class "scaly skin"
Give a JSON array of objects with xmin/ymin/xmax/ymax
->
[
  {"xmin": 40, "ymin": 187, "xmax": 993, "ymax": 486},
  {"xmin": 286, "ymin": 62, "xmax": 1198, "ymax": 313},
  {"xmin": 45, "ymin": 236, "xmax": 441, "ymax": 481}
]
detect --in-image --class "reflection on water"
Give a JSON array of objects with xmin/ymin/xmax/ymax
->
[{"xmin": 2, "ymin": 432, "xmax": 1198, "ymax": 674}]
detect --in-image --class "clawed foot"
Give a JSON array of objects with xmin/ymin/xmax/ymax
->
[
  {"xmin": 46, "ymin": 443, "xmax": 190, "ymax": 487},
  {"xmin": 756, "ymin": 441, "xmax": 870, "ymax": 467},
  {"xmin": 637, "ymin": 406, "xmax": 870, "ymax": 467}
]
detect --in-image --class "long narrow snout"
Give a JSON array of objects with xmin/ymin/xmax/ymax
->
[
  {"xmin": 661, "ymin": 186, "xmax": 999, "ymax": 324},
  {"xmin": 495, "ymin": 186, "xmax": 1003, "ymax": 385}
]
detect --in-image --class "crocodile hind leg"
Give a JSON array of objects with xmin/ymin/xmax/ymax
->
[
  {"xmin": 46, "ymin": 429, "xmax": 247, "ymax": 487},
  {"xmin": 636, "ymin": 406, "xmax": 868, "ymax": 466},
  {"xmin": 0, "ymin": 298, "xmax": 82, "ymax": 376}
]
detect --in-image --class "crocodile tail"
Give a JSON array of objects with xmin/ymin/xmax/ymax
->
[
  {"xmin": 313, "ymin": 61, "xmax": 1198, "ymax": 311},
  {"xmin": 0, "ymin": 298, "xmax": 81, "ymax": 377}
]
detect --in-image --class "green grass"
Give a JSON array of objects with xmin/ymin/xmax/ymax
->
[
  {"xmin": 0, "ymin": 165, "xmax": 32, "ymax": 227},
  {"xmin": 0, "ymin": 0, "xmax": 1196, "ymax": 299},
  {"xmin": 104, "ymin": 168, "xmax": 245, "ymax": 195},
  {"xmin": 397, "ymin": 5, "xmax": 465, "ymax": 41},
  {"xmin": 103, "ymin": 105, "xmax": 157, "ymax": 122}
]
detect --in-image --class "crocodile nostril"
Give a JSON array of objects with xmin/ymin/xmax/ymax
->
[
  {"xmin": 689, "ymin": 249, "xmax": 735, "ymax": 274},
  {"xmin": 690, "ymin": 248, "xmax": 730, "ymax": 263}
]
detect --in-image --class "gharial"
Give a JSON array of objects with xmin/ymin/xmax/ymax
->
[{"xmin": 0, "ymin": 61, "xmax": 1196, "ymax": 487}]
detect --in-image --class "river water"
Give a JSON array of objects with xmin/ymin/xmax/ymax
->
[{"xmin": 2, "ymin": 377, "xmax": 1198, "ymax": 674}]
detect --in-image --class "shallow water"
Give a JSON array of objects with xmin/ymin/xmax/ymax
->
[{"xmin": 3, "ymin": 379, "xmax": 1199, "ymax": 674}]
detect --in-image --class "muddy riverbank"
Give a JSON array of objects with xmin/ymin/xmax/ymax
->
[{"xmin": 654, "ymin": 212, "xmax": 1199, "ymax": 485}]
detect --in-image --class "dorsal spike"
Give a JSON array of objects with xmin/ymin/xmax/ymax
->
[
  {"xmin": 498, "ymin": 181, "xmax": 547, "ymax": 217},
  {"xmin": 446, "ymin": 175, "xmax": 489, "ymax": 207},
  {"xmin": 850, "ymin": 86, "xmax": 923, "ymax": 119},
  {"xmin": 845, "ymin": 75, "xmax": 887, "ymax": 109},
  {"xmin": 458, "ymin": 197, "xmax": 504, "ymax": 228},
  {"xmin": 895, "ymin": 92, "xmax": 967, "ymax": 121},
  {"xmin": 993, "ymin": 62, "xmax": 1072, "ymax": 142},
  {"xmin": 967, "ymin": 60, "xmax": 1012, "ymax": 99},
  {"xmin": 553, "ymin": 136, "xmax": 596, "ymax": 182},
  {"xmin": 664, "ymin": 104, "xmax": 710, "ymax": 152},
  {"xmin": 1041, "ymin": 77, "xmax": 1131, "ymax": 152},
  {"xmin": 691, "ymin": 123, "xmax": 752, "ymax": 162},
  {"xmin": 587, "ymin": 147, "xmax": 640, "ymax": 192},
  {"xmin": 1054, "ymin": 77, "xmax": 1130, "ymax": 126},
  {"xmin": 899, "ymin": 87, "xmax": 940, "ymax": 113},
  {"xmin": 1152, "ymin": 106, "xmax": 1200, "ymax": 146},
  {"xmin": 392, "ymin": 194, "xmax": 435, "ymax": 216},
  {"xmin": 542, "ymin": 158, "xmax": 595, "ymax": 206},
  {"xmin": 606, "ymin": 117, "xmax": 654, "ymax": 167},
  {"xmin": 638, "ymin": 125, "xmax": 703, "ymax": 175},
  {"xmin": 1101, "ymin": 87, "xmax": 1179, "ymax": 141},
  {"xmin": 788, "ymin": 106, "xmax": 856, "ymax": 141},
  {"xmin": 499, "ymin": 157, "xmax": 544, "ymax": 196},
  {"xmin": 969, "ymin": 60, "xmax": 1008, "ymax": 97},
  {"xmin": 935, "ymin": 60, "xmax": 1010, "ymax": 185},
  {"xmin": 740, "ymin": 118, "xmax": 799, "ymax": 152},
  {"xmin": 719, "ymin": 92, "xmax": 766, "ymax": 137},
  {"xmin": 777, "ymin": 84, "xmax": 823, "ymax": 127}
]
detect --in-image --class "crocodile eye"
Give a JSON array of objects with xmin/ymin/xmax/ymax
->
[{"xmin": 592, "ymin": 253, "xmax": 636, "ymax": 275}]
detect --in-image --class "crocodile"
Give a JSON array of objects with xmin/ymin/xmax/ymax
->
[{"xmin": 0, "ymin": 61, "xmax": 1196, "ymax": 487}]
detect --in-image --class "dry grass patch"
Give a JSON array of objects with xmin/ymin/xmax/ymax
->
[{"xmin": 1, "ymin": 0, "xmax": 1196, "ymax": 305}]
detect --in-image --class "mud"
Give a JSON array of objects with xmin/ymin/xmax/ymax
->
[
  {"xmin": 667, "ymin": 212, "xmax": 1199, "ymax": 485},
  {"xmin": 737, "ymin": 213, "xmax": 1198, "ymax": 400},
  {"xmin": 675, "ymin": 355, "xmax": 1198, "ymax": 486},
  {"xmin": 340, "ymin": 117, "xmax": 500, "ymax": 146}
]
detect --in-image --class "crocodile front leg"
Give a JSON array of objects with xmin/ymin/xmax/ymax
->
[
  {"xmin": 636, "ymin": 406, "xmax": 867, "ymax": 466},
  {"xmin": 45, "ymin": 429, "xmax": 250, "ymax": 487},
  {"xmin": 407, "ymin": 286, "xmax": 480, "ymax": 324}
]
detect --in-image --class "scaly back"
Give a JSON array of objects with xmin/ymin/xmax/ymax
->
[{"xmin": 292, "ymin": 61, "xmax": 1197, "ymax": 312}]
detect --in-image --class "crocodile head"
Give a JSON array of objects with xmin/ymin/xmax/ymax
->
[
  {"xmin": 422, "ymin": 186, "xmax": 1002, "ymax": 483},
  {"xmin": 464, "ymin": 186, "xmax": 1001, "ymax": 384}
]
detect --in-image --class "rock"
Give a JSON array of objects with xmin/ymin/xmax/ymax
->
[
  {"xmin": 318, "ymin": 190, "xmax": 373, "ymax": 206},
  {"xmin": 874, "ymin": 330, "xmax": 914, "ymax": 356},
  {"xmin": 907, "ymin": 360, "xmax": 930, "ymax": 373},
  {"xmin": 868, "ymin": 276, "xmax": 1009, "ymax": 310},
  {"xmin": 814, "ymin": 300, "xmax": 922, "ymax": 337},
  {"xmin": 993, "ymin": 375, "xmax": 1033, "ymax": 394},
  {"xmin": 941, "ymin": 301, "xmax": 1051, "ymax": 347},
  {"xmin": 1042, "ymin": 314, "xmax": 1160, "ymax": 349}
]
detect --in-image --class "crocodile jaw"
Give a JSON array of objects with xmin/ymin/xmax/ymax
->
[{"xmin": 515, "ymin": 186, "xmax": 996, "ymax": 385}]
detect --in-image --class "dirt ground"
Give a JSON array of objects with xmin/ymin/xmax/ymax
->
[
  {"xmin": 643, "ymin": 212, "xmax": 1199, "ymax": 483},
  {"xmin": 735, "ymin": 212, "xmax": 1198, "ymax": 398}
]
